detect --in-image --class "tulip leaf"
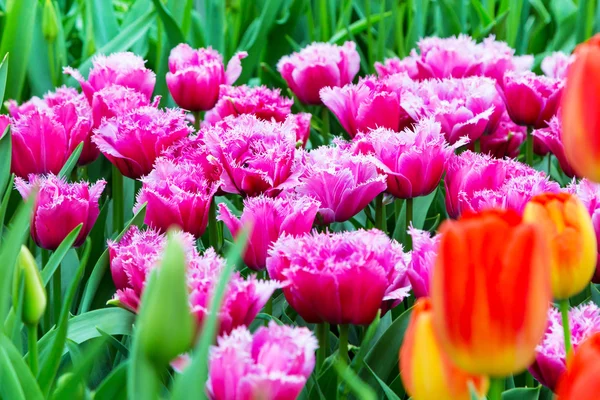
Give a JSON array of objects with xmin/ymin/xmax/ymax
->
[
  {"xmin": 333, "ymin": 359, "xmax": 377, "ymax": 400},
  {"xmin": 0, "ymin": 334, "xmax": 43, "ymax": 400},
  {"xmin": 364, "ymin": 364, "xmax": 402, "ymax": 400},
  {"xmin": 0, "ymin": 125, "xmax": 12, "ymax": 201},
  {"xmin": 413, "ymin": 188, "xmax": 437, "ymax": 230},
  {"xmin": 329, "ymin": 11, "xmax": 392, "ymax": 44},
  {"xmin": 0, "ymin": 174, "xmax": 14, "ymax": 236},
  {"xmin": 41, "ymin": 224, "xmax": 83, "ymax": 285},
  {"xmin": 78, "ymin": 203, "xmax": 146, "ymax": 313},
  {"xmin": 58, "ymin": 142, "xmax": 84, "ymax": 179},
  {"xmin": 502, "ymin": 387, "xmax": 541, "ymax": 400},
  {"xmin": 204, "ymin": 0, "xmax": 226, "ymax": 53},
  {"xmin": 151, "ymin": 0, "xmax": 186, "ymax": 46},
  {"xmin": 0, "ymin": 344, "xmax": 26, "ymax": 400},
  {"xmin": 0, "ymin": 53, "xmax": 8, "ymax": 105},
  {"xmin": 88, "ymin": 0, "xmax": 119, "ymax": 48},
  {"xmin": 94, "ymin": 361, "xmax": 128, "ymax": 400}
]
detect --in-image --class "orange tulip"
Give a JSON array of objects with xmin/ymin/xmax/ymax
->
[
  {"xmin": 556, "ymin": 332, "xmax": 600, "ymax": 400},
  {"xmin": 523, "ymin": 193, "xmax": 597, "ymax": 299},
  {"xmin": 400, "ymin": 298, "xmax": 488, "ymax": 400},
  {"xmin": 431, "ymin": 209, "xmax": 551, "ymax": 377},
  {"xmin": 562, "ymin": 34, "xmax": 600, "ymax": 182}
]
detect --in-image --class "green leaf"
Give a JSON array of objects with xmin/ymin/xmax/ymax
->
[
  {"xmin": 0, "ymin": 174, "xmax": 14, "ymax": 237},
  {"xmin": 413, "ymin": 189, "xmax": 437, "ymax": 230},
  {"xmin": 88, "ymin": 0, "xmax": 119, "ymax": 47},
  {"xmin": 151, "ymin": 0, "xmax": 186, "ymax": 46},
  {"xmin": 364, "ymin": 364, "xmax": 401, "ymax": 400},
  {"xmin": 0, "ymin": 0, "xmax": 39, "ymax": 101},
  {"xmin": 0, "ymin": 334, "xmax": 43, "ymax": 400},
  {"xmin": 502, "ymin": 387, "xmax": 541, "ymax": 400},
  {"xmin": 329, "ymin": 11, "xmax": 392, "ymax": 44},
  {"xmin": 333, "ymin": 359, "xmax": 377, "ymax": 400},
  {"xmin": 58, "ymin": 142, "xmax": 84, "ymax": 179},
  {"xmin": 41, "ymin": 224, "xmax": 83, "ymax": 285},
  {"xmin": 0, "ymin": 53, "xmax": 9, "ymax": 105},
  {"xmin": 0, "ymin": 125, "xmax": 12, "ymax": 200},
  {"xmin": 591, "ymin": 284, "xmax": 600, "ymax": 307},
  {"xmin": 94, "ymin": 361, "xmax": 128, "ymax": 400},
  {"xmin": 204, "ymin": 0, "xmax": 226, "ymax": 53},
  {"xmin": 0, "ymin": 345, "xmax": 26, "ymax": 400}
]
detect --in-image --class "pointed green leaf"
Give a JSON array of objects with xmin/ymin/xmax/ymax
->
[
  {"xmin": 41, "ymin": 224, "xmax": 83, "ymax": 285},
  {"xmin": 0, "ymin": 53, "xmax": 9, "ymax": 106},
  {"xmin": 58, "ymin": 142, "xmax": 84, "ymax": 179},
  {"xmin": 0, "ymin": 125, "xmax": 12, "ymax": 200},
  {"xmin": 0, "ymin": 334, "xmax": 43, "ymax": 400}
]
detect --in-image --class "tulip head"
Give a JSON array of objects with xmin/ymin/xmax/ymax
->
[
  {"xmin": 555, "ymin": 332, "xmax": 600, "ymax": 400},
  {"xmin": 400, "ymin": 298, "xmax": 488, "ymax": 400},
  {"xmin": 12, "ymin": 246, "xmax": 46, "ymax": 326},
  {"xmin": 523, "ymin": 193, "xmax": 597, "ymax": 299}
]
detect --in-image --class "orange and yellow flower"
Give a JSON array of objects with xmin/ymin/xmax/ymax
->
[{"xmin": 556, "ymin": 332, "xmax": 600, "ymax": 400}]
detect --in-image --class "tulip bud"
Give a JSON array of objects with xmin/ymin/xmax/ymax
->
[
  {"xmin": 12, "ymin": 246, "xmax": 46, "ymax": 326},
  {"xmin": 137, "ymin": 231, "xmax": 194, "ymax": 368},
  {"xmin": 52, "ymin": 373, "xmax": 85, "ymax": 400},
  {"xmin": 523, "ymin": 193, "xmax": 597, "ymax": 299},
  {"xmin": 42, "ymin": 0, "xmax": 59, "ymax": 43},
  {"xmin": 400, "ymin": 298, "xmax": 488, "ymax": 400}
]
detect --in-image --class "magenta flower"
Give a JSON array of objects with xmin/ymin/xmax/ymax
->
[
  {"xmin": 6, "ymin": 86, "xmax": 79, "ymax": 118},
  {"xmin": 444, "ymin": 151, "xmax": 560, "ymax": 218},
  {"xmin": 499, "ymin": 71, "xmax": 563, "ymax": 128},
  {"xmin": 161, "ymin": 135, "xmax": 224, "ymax": 186},
  {"xmin": 0, "ymin": 115, "xmax": 9, "ymax": 136},
  {"xmin": 569, "ymin": 179, "xmax": 600, "ymax": 283},
  {"xmin": 93, "ymin": 106, "xmax": 192, "ymax": 179},
  {"xmin": 267, "ymin": 229, "xmax": 410, "ymax": 325},
  {"xmin": 529, "ymin": 303, "xmax": 600, "ymax": 392},
  {"xmin": 466, "ymin": 113, "xmax": 526, "ymax": 158},
  {"xmin": 166, "ymin": 44, "xmax": 247, "ymax": 111},
  {"xmin": 15, "ymin": 174, "xmax": 105, "ymax": 250},
  {"xmin": 295, "ymin": 145, "xmax": 387, "ymax": 225},
  {"xmin": 218, "ymin": 194, "xmax": 320, "ymax": 271},
  {"xmin": 541, "ymin": 51, "xmax": 575, "ymax": 79},
  {"xmin": 351, "ymin": 119, "xmax": 458, "ymax": 199},
  {"xmin": 135, "ymin": 158, "xmax": 220, "ymax": 238},
  {"xmin": 532, "ymin": 116, "xmax": 577, "ymax": 177},
  {"xmin": 65, "ymin": 52, "xmax": 156, "ymax": 102},
  {"xmin": 108, "ymin": 226, "xmax": 198, "ymax": 311},
  {"xmin": 287, "ymin": 112, "xmax": 312, "ymax": 147},
  {"xmin": 207, "ymin": 322, "xmax": 317, "ymax": 400},
  {"xmin": 375, "ymin": 54, "xmax": 419, "ymax": 78},
  {"xmin": 320, "ymin": 74, "xmax": 420, "ymax": 138},
  {"xmin": 406, "ymin": 228, "xmax": 440, "ymax": 299},
  {"xmin": 204, "ymin": 84, "xmax": 293, "ymax": 125},
  {"xmin": 203, "ymin": 115, "xmax": 303, "ymax": 197},
  {"xmin": 90, "ymin": 84, "xmax": 158, "ymax": 128},
  {"xmin": 278, "ymin": 41, "xmax": 360, "ymax": 105}
]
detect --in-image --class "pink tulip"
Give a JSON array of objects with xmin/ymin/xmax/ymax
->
[
  {"xmin": 90, "ymin": 84, "xmax": 158, "ymax": 128},
  {"xmin": 569, "ymin": 179, "xmax": 600, "ymax": 283},
  {"xmin": 529, "ymin": 303, "xmax": 600, "ymax": 392},
  {"xmin": 15, "ymin": 174, "xmax": 105, "ymax": 250},
  {"xmin": 64, "ymin": 52, "xmax": 156, "ymax": 103},
  {"xmin": 203, "ymin": 115, "xmax": 303, "ymax": 197},
  {"xmin": 444, "ymin": 151, "xmax": 560, "ymax": 218},
  {"xmin": 375, "ymin": 52, "xmax": 419, "ymax": 78},
  {"xmin": 218, "ymin": 194, "xmax": 320, "ymax": 271},
  {"xmin": 6, "ymin": 86, "xmax": 79, "ymax": 118},
  {"xmin": 532, "ymin": 115, "xmax": 577, "ymax": 177},
  {"xmin": 466, "ymin": 112, "xmax": 526, "ymax": 158},
  {"xmin": 295, "ymin": 145, "xmax": 387, "ymax": 225},
  {"xmin": 134, "ymin": 158, "xmax": 220, "ymax": 238},
  {"xmin": 320, "ymin": 74, "xmax": 420, "ymax": 138},
  {"xmin": 0, "ymin": 115, "xmax": 9, "ymax": 136},
  {"xmin": 204, "ymin": 84, "xmax": 293, "ymax": 125},
  {"xmin": 93, "ymin": 106, "xmax": 192, "ymax": 179},
  {"xmin": 541, "ymin": 51, "xmax": 575, "ymax": 79},
  {"xmin": 166, "ymin": 44, "xmax": 247, "ymax": 111},
  {"xmin": 499, "ymin": 71, "xmax": 563, "ymax": 128},
  {"xmin": 267, "ymin": 229, "xmax": 410, "ymax": 324},
  {"xmin": 278, "ymin": 41, "xmax": 360, "ymax": 105},
  {"xmin": 351, "ymin": 119, "xmax": 458, "ymax": 199},
  {"xmin": 407, "ymin": 227, "xmax": 440, "ymax": 299},
  {"xmin": 207, "ymin": 322, "xmax": 317, "ymax": 400},
  {"xmin": 286, "ymin": 112, "xmax": 312, "ymax": 147}
]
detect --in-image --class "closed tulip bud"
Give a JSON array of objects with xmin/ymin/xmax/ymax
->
[
  {"xmin": 137, "ymin": 231, "xmax": 195, "ymax": 368},
  {"xmin": 562, "ymin": 35, "xmax": 600, "ymax": 182},
  {"xmin": 523, "ymin": 193, "xmax": 597, "ymax": 299},
  {"xmin": 42, "ymin": 0, "xmax": 59, "ymax": 43},
  {"xmin": 432, "ymin": 209, "xmax": 552, "ymax": 376},
  {"xmin": 555, "ymin": 332, "xmax": 600, "ymax": 400},
  {"xmin": 12, "ymin": 246, "xmax": 46, "ymax": 326},
  {"xmin": 400, "ymin": 298, "xmax": 488, "ymax": 400}
]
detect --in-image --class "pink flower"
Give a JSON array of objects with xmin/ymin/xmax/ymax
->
[
  {"xmin": 91, "ymin": 85, "xmax": 158, "ymax": 128},
  {"xmin": 204, "ymin": 84, "xmax": 293, "ymax": 125},
  {"xmin": 295, "ymin": 145, "xmax": 387, "ymax": 225},
  {"xmin": 6, "ymin": 86, "xmax": 79, "ymax": 118},
  {"xmin": 218, "ymin": 194, "xmax": 320, "ymax": 271},
  {"xmin": 466, "ymin": 113, "xmax": 526, "ymax": 158},
  {"xmin": 93, "ymin": 107, "xmax": 192, "ymax": 179},
  {"xmin": 161, "ymin": 135, "xmax": 224, "ymax": 186},
  {"xmin": 267, "ymin": 229, "xmax": 410, "ymax": 324},
  {"xmin": 287, "ymin": 112, "xmax": 312, "ymax": 147},
  {"xmin": 569, "ymin": 179, "xmax": 600, "ymax": 283},
  {"xmin": 320, "ymin": 74, "xmax": 419, "ymax": 138},
  {"xmin": 499, "ymin": 71, "xmax": 563, "ymax": 128},
  {"xmin": 407, "ymin": 227, "xmax": 440, "ymax": 299},
  {"xmin": 203, "ymin": 115, "xmax": 303, "ymax": 197},
  {"xmin": 207, "ymin": 322, "xmax": 317, "ymax": 400},
  {"xmin": 351, "ymin": 119, "xmax": 457, "ymax": 199},
  {"xmin": 278, "ymin": 41, "xmax": 360, "ymax": 105},
  {"xmin": 541, "ymin": 51, "xmax": 575, "ymax": 79},
  {"xmin": 134, "ymin": 158, "xmax": 220, "ymax": 238},
  {"xmin": 108, "ymin": 226, "xmax": 198, "ymax": 311},
  {"xmin": 533, "ymin": 115, "xmax": 577, "ymax": 177},
  {"xmin": 64, "ymin": 52, "xmax": 156, "ymax": 103},
  {"xmin": 529, "ymin": 303, "xmax": 600, "ymax": 392},
  {"xmin": 375, "ymin": 53, "xmax": 419, "ymax": 78},
  {"xmin": 0, "ymin": 115, "xmax": 9, "ymax": 136},
  {"xmin": 15, "ymin": 174, "xmax": 105, "ymax": 250},
  {"xmin": 444, "ymin": 151, "xmax": 560, "ymax": 218},
  {"xmin": 166, "ymin": 44, "xmax": 247, "ymax": 111}
]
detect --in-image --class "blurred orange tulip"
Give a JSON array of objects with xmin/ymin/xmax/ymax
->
[
  {"xmin": 400, "ymin": 298, "xmax": 488, "ymax": 400},
  {"xmin": 431, "ymin": 209, "xmax": 552, "ymax": 377},
  {"xmin": 562, "ymin": 34, "xmax": 600, "ymax": 182},
  {"xmin": 523, "ymin": 193, "xmax": 597, "ymax": 299},
  {"xmin": 556, "ymin": 332, "xmax": 600, "ymax": 400}
]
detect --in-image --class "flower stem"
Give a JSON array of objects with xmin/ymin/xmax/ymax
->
[
  {"xmin": 526, "ymin": 372, "xmax": 535, "ymax": 388},
  {"xmin": 338, "ymin": 324, "xmax": 349, "ymax": 365},
  {"xmin": 547, "ymin": 154, "xmax": 552, "ymax": 175},
  {"xmin": 53, "ymin": 263, "xmax": 61, "ymax": 325},
  {"xmin": 27, "ymin": 324, "xmax": 38, "ymax": 375},
  {"xmin": 321, "ymin": 107, "xmax": 330, "ymax": 145},
  {"xmin": 405, "ymin": 197, "xmax": 413, "ymax": 247},
  {"xmin": 208, "ymin": 199, "xmax": 219, "ymax": 252},
  {"xmin": 375, "ymin": 194, "xmax": 385, "ymax": 232},
  {"xmin": 559, "ymin": 298, "xmax": 573, "ymax": 360},
  {"xmin": 260, "ymin": 270, "xmax": 273, "ymax": 321},
  {"xmin": 112, "ymin": 165, "xmax": 123, "ymax": 233},
  {"xmin": 317, "ymin": 323, "xmax": 329, "ymax": 371},
  {"xmin": 526, "ymin": 127, "xmax": 534, "ymax": 166},
  {"xmin": 474, "ymin": 138, "xmax": 481, "ymax": 153},
  {"xmin": 488, "ymin": 377, "xmax": 504, "ymax": 400},
  {"xmin": 193, "ymin": 110, "xmax": 202, "ymax": 132}
]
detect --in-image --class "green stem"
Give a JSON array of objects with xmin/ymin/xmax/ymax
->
[
  {"xmin": 53, "ymin": 263, "xmax": 61, "ymax": 326},
  {"xmin": 317, "ymin": 323, "xmax": 329, "ymax": 371},
  {"xmin": 375, "ymin": 194, "xmax": 384, "ymax": 232},
  {"xmin": 474, "ymin": 138, "xmax": 481, "ymax": 153},
  {"xmin": 192, "ymin": 110, "xmax": 202, "ymax": 132},
  {"xmin": 547, "ymin": 154, "xmax": 552, "ymax": 175},
  {"xmin": 559, "ymin": 299, "xmax": 573, "ymax": 359},
  {"xmin": 319, "ymin": 0, "xmax": 329, "ymax": 41},
  {"xmin": 48, "ymin": 42, "xmax": 56, "ymax": 87},
  {"xmin": 488, "ymin": 377, "xmax": 504, "ymax": 400},
  {"xmin": 526, "ymin": 127, "xmax": 533, "ymax": 166},
  {"xmin": 260, "ymin": 270, "xmax": 273, "ymax": 320},
  {"xmin": 112, "ymin": 165, "xmax": 123, "ymax": 233},
  {"xmin": 405, "ymin": 197, "xmax": 413, "ymax": 250},
  {"xmin": 338, "ymin": 324, "xmax": 349, "ymax": 365},
  {"xmin": 208, "ymin": 199, "xmax": 219, "ymax": 251},
  {"xmin": 365, "ymin": 0, "xmax": 373, "ymax": 72},
  {"xmin": 321, "ymin": 107, "xmax": 330, "ymax": 145},
  {"xmin": 27, "ymin": 324, "xmax": 38, "ymax": 375},
  {"xmin": 526, "ymin": 372, "xmax": 535, "ymax": 388}
]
